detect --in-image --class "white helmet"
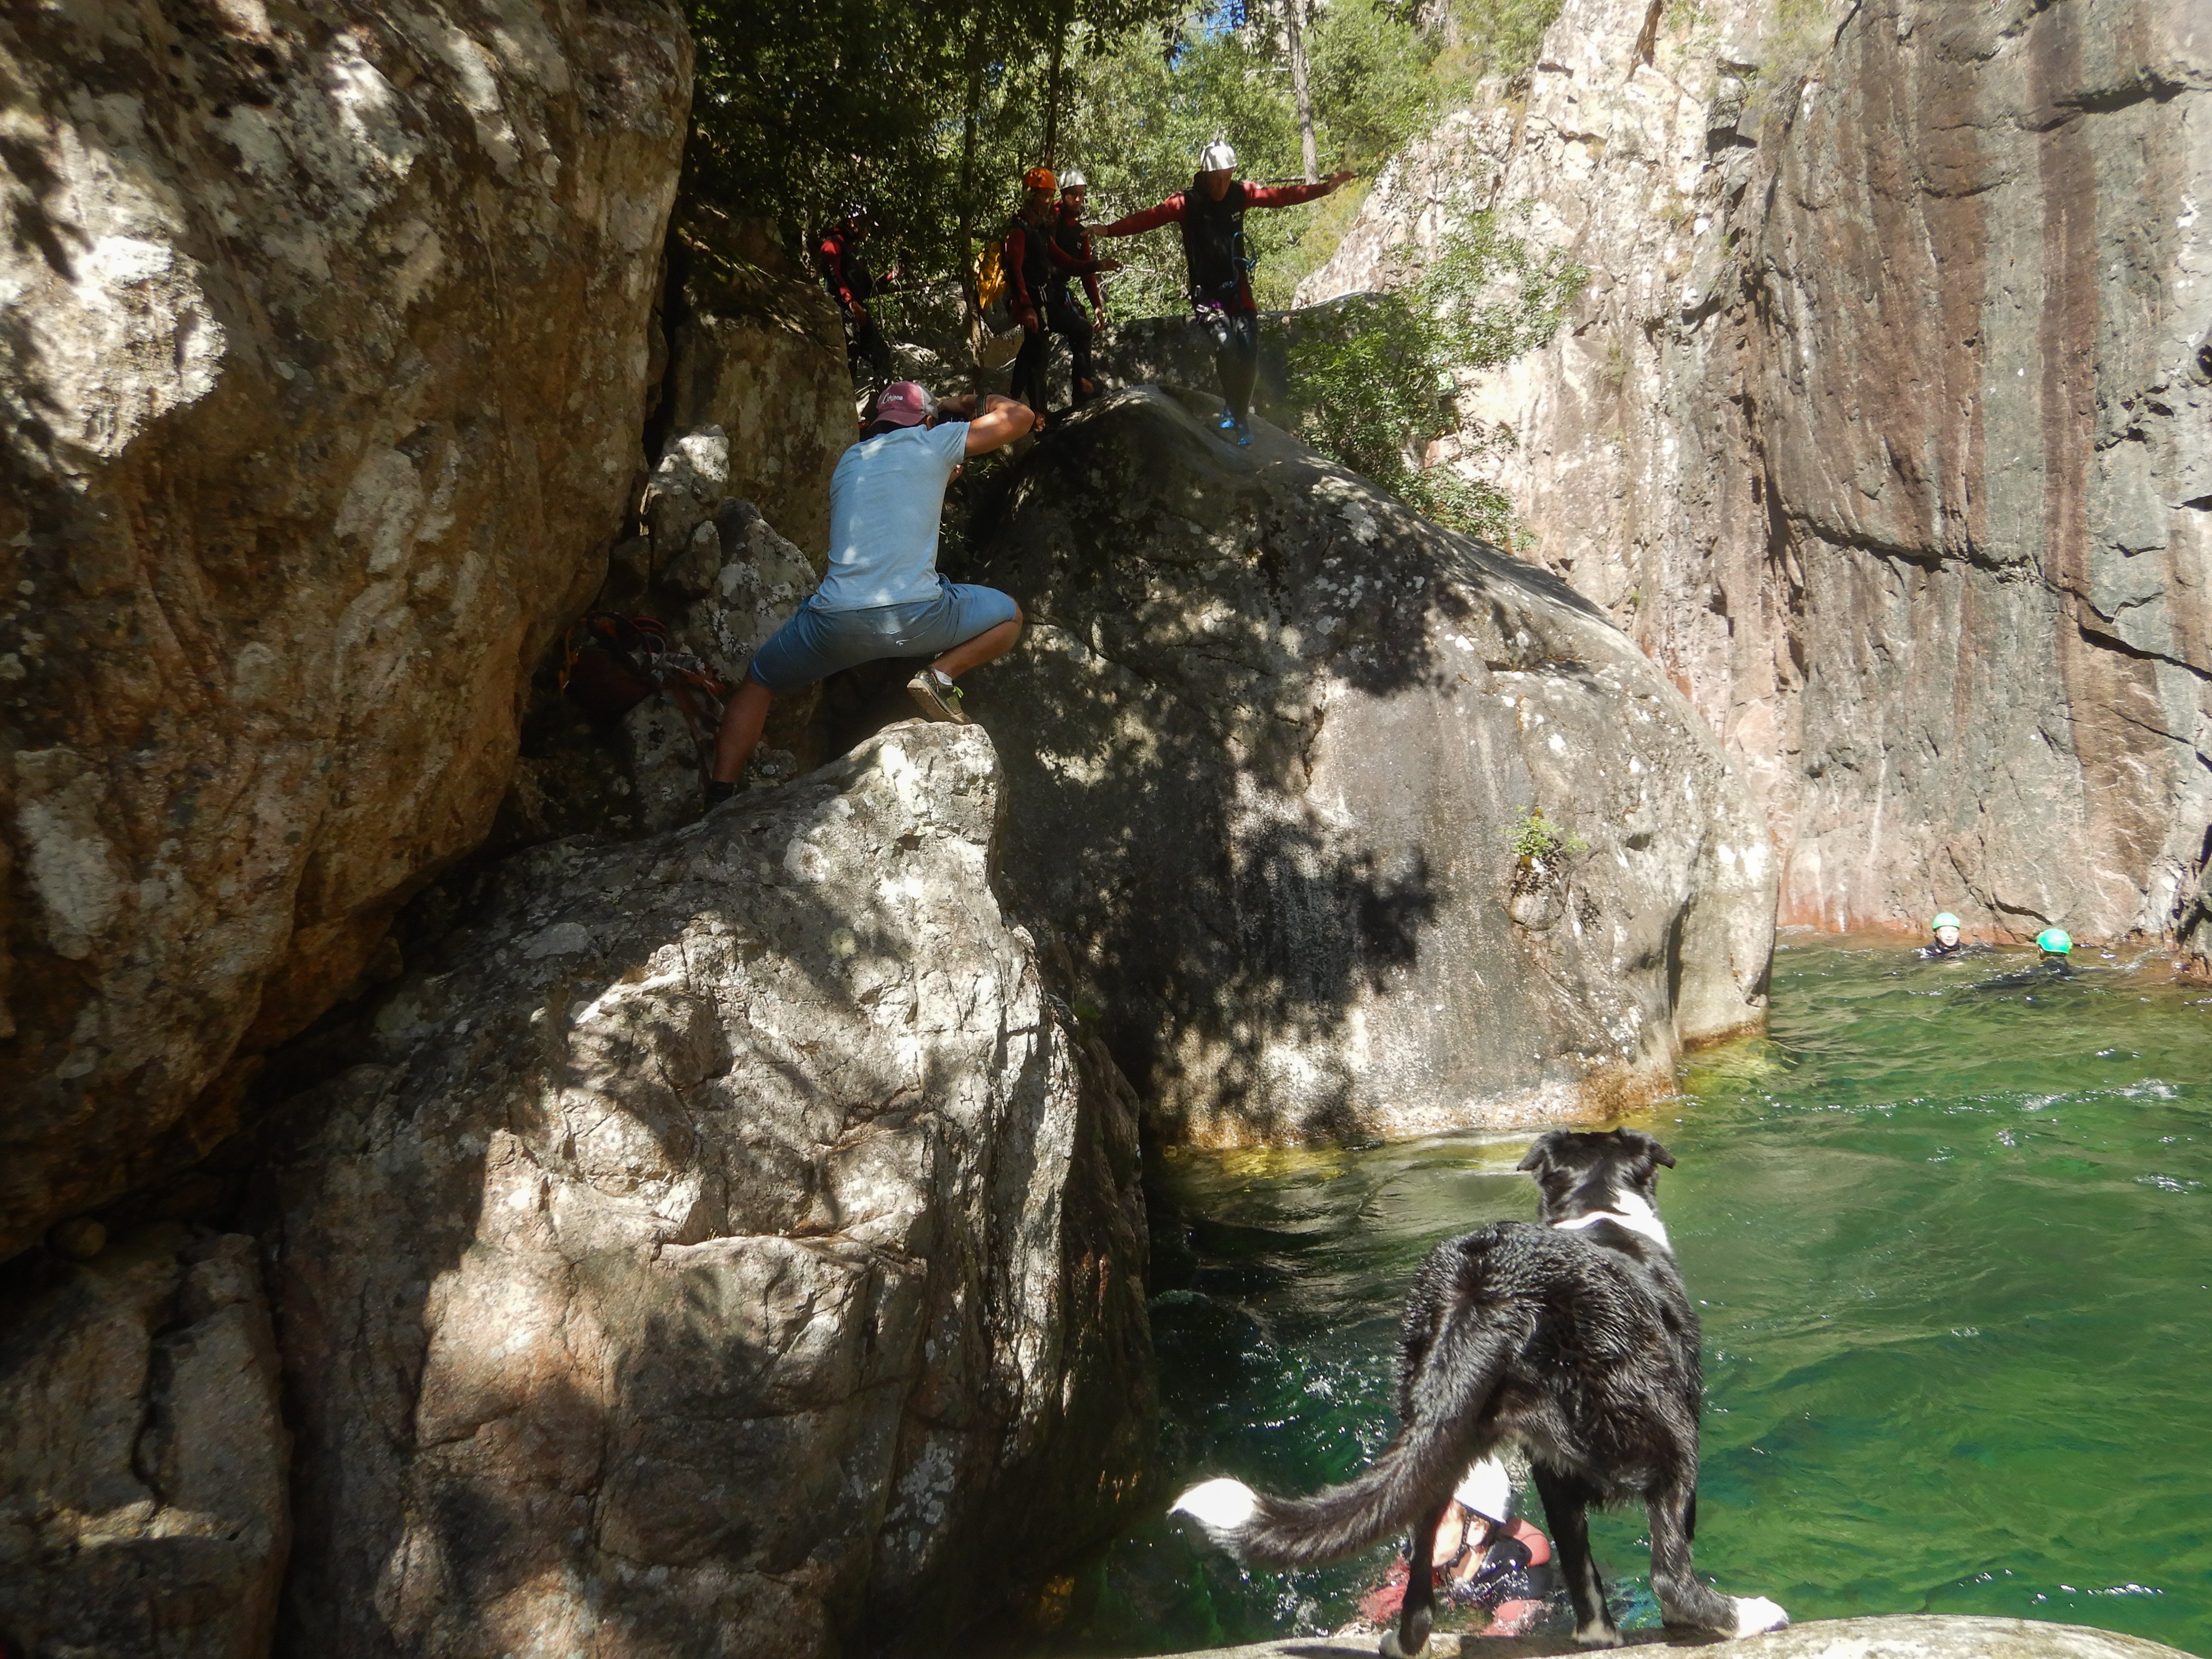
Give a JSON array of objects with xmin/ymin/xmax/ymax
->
[
  {"xmin": 1199, "ymin": 140, "xmax": 1237, "ymax": 173},
  {"xmin": 1059, "ymin": 168, "xmax": 1087, "ymax": 189}
]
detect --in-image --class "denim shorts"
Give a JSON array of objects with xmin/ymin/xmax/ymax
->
[{"xmin": 747, "ymin": 579, "xmax": 1019, "ymax": 693}]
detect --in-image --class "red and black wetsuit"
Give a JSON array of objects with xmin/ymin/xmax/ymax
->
[
  {"xmin": 817, "ymin": 223, "xmax": 892, "ymax": 387},
  {"xmin": 1045, "ymin": 202, "xmax": 1107, "ymax": 406},
  {"xmin": 1004, "ymin": 210, "xmax": 1057, "ymax": 415},
  {"xmin": 1096, "ymin": 175, "xmax": 1338, "ymax": 423}
]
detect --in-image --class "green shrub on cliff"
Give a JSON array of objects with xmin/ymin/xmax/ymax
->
[
  {"xmin": 1282, "ymin": 205, "xmax": 1582, "ymax": 541},
  {"xmin": 1507, "ymin": 806, "xmax": 1588, "ymax": 865}
]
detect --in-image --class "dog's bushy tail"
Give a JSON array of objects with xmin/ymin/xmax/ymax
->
[{"xmin": 1173, "ymin": 1309, "xmax": 1514, "ymax": 1569}]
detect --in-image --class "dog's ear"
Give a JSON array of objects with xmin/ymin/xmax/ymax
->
[
  {"xmin": 1623, "ymin": 1130, "xmax": 1675, "ymax": 1170},
  {"xmin": 1516, "ymin": 1131, "xmax": 1563, "ymax": 1174}
]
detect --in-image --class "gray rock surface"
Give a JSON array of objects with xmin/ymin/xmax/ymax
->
[
  {"xmin": 0, "ymin": 1230, "xmax": 290, "ymax": 1659},
  {"xmin": 660, "ymin": 213, "xmax": 854, "ymax": 561},
  {"xmin": 961, "ymin": 386, "xmax": 1775, "ymax": 1144},
  {"xmin": 1300, "ymin": 0, "xmax": 2212, "ymax": 961},
  {"xmin": 0, "ymin": 0, "xmax": 692, "ymax": 1258},
  {"xmin": 264, "ymin": 721, "xmax": 1153, "ymax": 1658},
  {"xmin": 1159, "ymin": 1614, "xmax": 2195, "ymax": 1658}
]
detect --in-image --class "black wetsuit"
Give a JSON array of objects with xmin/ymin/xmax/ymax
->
[
  {"xmin": 1446, "ymin": 1530, "xmax": 1562, "ymax": 1612},
  {"xmin": 1046, "ymin": 205, "xmax": 1104, "ymax": 407},
  {"xmin": 1005, "ymin": 211, "xmax": 1056, "ymax": 415},
  {"xmin": 818, "ymin": 226, "xmax": 892, "ymax": 388}
]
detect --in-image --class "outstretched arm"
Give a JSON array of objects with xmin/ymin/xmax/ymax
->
[
  {"xmin": 1095, "ymin": 194, "xmax": 1186, "ymax": 238},
  {"xmin": 1243, "ymin": 170, "xmax": 1356, "ymax": 209}
]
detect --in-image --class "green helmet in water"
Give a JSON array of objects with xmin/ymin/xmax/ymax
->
[
  {"xmin": 1931, "ymin": 913, "xmax": 1961, "ymax": 933},
  {"xmin": 2036, "ymin": 927, "xmax": 2073, "ymax": 955}
]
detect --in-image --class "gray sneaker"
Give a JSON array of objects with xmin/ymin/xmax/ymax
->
[{"xmin": 906, "ymin": 668, "xmax": 969, "ymax": 724}]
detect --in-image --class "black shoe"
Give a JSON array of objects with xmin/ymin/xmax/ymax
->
[{"xmin": 704, "ymin": 778, "xmax": 737, "ymax": 807}]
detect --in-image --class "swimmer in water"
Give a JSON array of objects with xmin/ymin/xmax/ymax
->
[
  {"xmin": 1346, "ymin": 1456, "xmax": 1559, "ymax": 1640},
  {"xmin": 1975, "ymin": 926, "xmax": 2080, "ymax": 990},
  {"xmin": 1917, "ymin": 913, "xmax": 1967, "ymax": 959}
]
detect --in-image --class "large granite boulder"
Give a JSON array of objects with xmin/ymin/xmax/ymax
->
[
  {"xmin": 264, "ymin": 721, "xmax": 1153, "ymax": 1658},
  {"xmin": 0, "ymin": 0, "xmax": 692, "ymax": 1258},
  {"xmin": 957, "ymin": 387, "xmax": 1775, "ymax": 1145},
  {"xmin": 0, "ymin": 1229, "xmax": 290, "ymax": 1659},
  {"xmin": 1300, "ymin": 0, "xmax": 2212, "ymax": 959}
]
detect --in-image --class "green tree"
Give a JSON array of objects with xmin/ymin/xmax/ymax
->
[{"xmin": 1282, "ymin": 203, "xmax": 1582, "ymax": 539}]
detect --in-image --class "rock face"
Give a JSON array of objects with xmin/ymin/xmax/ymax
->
[
  {"xmin": 0, "ymin": 1230, "xmax": 290, "ymax": 1659},
  {"xmin": 264, "ymin": 721, "xmax": 1153, "ymax": 1658},
  {"xmin": 0, "ymin": 0, "xmax": 693, "ymax": 1258},
  {"xmin": 659, "ymin": 215, "xmax": 854, "ymax": 560},
  {"xmin": 959, "ymin": 388, "xmax": 1774, "ymax": 1144},
  {"xmin": 1300, "ymin": 0, "xmax": 2212, "ymax": 956},
  {"xmin": 1159, "ymin": 1613, "xmax": 2197, "ymax": 1658}
]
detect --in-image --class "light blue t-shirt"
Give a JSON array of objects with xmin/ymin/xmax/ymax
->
[{"xmin": 814, "ymin": 420, "xmax": 971, "ymax": 611}]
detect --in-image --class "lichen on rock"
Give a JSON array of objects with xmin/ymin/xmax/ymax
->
[
  {"xmin": 0, "ymin": 0, "xmax": 694, "ymax": 1258},
  {"xmin": 265, "ymin": 721, "xmax": 1153, "ymax": 1657}
]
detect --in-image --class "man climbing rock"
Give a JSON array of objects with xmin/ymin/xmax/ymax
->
[
  {"xmin": 817, "ymin": 203, "xmax": 897, "ymax": 390},
  {"xmin": 1045, "ymin": 169, "xmax": 1120, "ymax": 409},
  {"xmin": 1004, "ymin": 168, "xmax": 1060, "ymax": 421},
  {"xmin": 1095, "ymin": 140, "xmax": 1353, "ymax": 444},
  {"xmin": 705, "ymin": 382, "xmax": 1036, "ymax": 804}
]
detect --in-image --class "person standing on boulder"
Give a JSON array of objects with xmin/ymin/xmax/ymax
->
[
  {"xmin": 1044, "ymin": 169, "xmax": 1121, "ymax": 409},
  {"xmin": 1094, "ymin": 141, "xmax": 1354, "ymax": 445},
  {"xmin": 818, "ymin": 204, "xmax": 897, "ymax": 390},
  {"xmin": 1004, "ymin": 168, "xmax": 1061, "ymax": 421},
  {"xmin": 705, "ymin": 382, "xmax": 1037, "ymax": 804}
]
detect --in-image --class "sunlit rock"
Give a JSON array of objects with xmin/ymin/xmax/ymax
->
[
  {"xmin": 959, "ymin": 387, "xmax": 1775, "ymax": 1144},
  {"xmin": 265, "ymin": 721, "xmax": 1152, "ymax": 1657}
]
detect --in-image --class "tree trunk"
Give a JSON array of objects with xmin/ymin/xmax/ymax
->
[
  {"xmin": 959, "ymin": 22, "xmax": 987, "ymax": 395},
  {"xmin": 1043, "ymin": 0, "xmax": 1070, "ymax": 167},
  {"xmin": 1285, "ymin": 0, "xmax": 1317, "ymax": 183}
]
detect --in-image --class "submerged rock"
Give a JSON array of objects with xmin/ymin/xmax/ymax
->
[
  {"xmin": 0, "ymin": 0, "xmax": 693, "ymax": 1258},
  {"xmin": 0, "ymin": 1230, "xmax": 290, "ymax": 1659},
  {"xmin": 961, "ymin": 387, "xmax": 1774, "ymax": 1144},
  {"xmin": 265, "ymin": 722, "xmax": 1152, "ymax": 1657}
]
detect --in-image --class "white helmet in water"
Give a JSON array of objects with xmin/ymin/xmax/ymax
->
[{"xmin": 1199, "ymin": 140, "xmax": 1237, "ymax": 173}]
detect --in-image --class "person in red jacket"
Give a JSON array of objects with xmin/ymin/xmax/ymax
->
[
  {"xmin": 1003, "ymin": 167, "xmax": 1060, "ymax": 423},
  {"xmin": 1095, "ymin": 140, "xmax": 1353, "ymax": 444},
  {"xmin": 1044, "ymin": 169, "xmax": 1121, "ymax": 408},
  {"xmin": 817, "ymin": 203, "xmax": 896, "ymax": 389}
]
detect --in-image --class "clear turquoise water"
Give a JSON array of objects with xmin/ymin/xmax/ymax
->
[{"xmin": 1045, "ymin": 938, "xmax": 2212, "ymax": 1656}]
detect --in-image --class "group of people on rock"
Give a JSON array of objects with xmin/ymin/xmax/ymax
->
[
  {"xmin": 815, "ymin": 141, "xmax": 1355, "ymax": 441},
  {"xmin": 705, "ymin": 142, "xmax": 1356, "ymax": 797}
]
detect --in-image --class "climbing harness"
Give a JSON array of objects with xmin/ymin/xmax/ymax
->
[{"xmin": 560, "ymin": 612, "xmax": 732, "ymax": 787}]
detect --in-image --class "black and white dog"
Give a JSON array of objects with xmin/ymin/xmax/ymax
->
[{"xmin": 1171, "ymin": 1128, "xmax": 1788, "ymax": 1654}]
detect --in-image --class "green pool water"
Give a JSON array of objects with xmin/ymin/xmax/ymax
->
[{"xmin": 1046, "ymin": 938, "xmax": 2212, "ymax": 1656}]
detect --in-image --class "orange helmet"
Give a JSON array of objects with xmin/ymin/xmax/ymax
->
[{"xmin": 1023, "ymin": 166, "xmax": 1057, "ymax": 192}]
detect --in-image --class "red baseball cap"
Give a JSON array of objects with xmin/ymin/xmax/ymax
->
[{"xmin": 873, "ymin": 382, "xmax": 936, "ymax": 428}]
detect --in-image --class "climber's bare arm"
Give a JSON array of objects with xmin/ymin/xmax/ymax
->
[{"xmin": 961, "ymin": 394, "xmax": 1041, "ymax": 455}]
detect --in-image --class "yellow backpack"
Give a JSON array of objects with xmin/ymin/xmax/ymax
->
[{"xmin": 974, "ymin": 237, "xmax": 1008, "ymax": 320}]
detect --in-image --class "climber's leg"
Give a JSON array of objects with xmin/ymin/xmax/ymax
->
[
  {"xmin": 708, "ymin": 674, "xmax": 774, "ymax": 798},
  {"xmin": 1219, "ymin": 308, "xmax": 1260, "ymax": 424}
]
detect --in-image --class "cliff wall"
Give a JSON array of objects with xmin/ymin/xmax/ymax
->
[{"xmin": 1302, "ymin": 0, "xmax": 2212, "ymax": 953}]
